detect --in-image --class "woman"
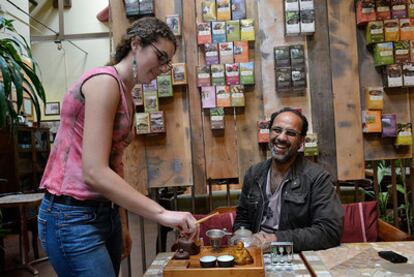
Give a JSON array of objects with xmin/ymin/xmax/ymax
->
[{"xmin": 37, "ymin": 17, "xmax": 198, "ymax": 277}]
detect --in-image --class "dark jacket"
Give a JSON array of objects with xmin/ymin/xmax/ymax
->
[{"xmin": 233, "ymin": 155, "xmax": 343, "ymax": 252}]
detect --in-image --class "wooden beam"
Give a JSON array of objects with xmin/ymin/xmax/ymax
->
[
  {"xmin": 57, "ymin": 0, "xmax": 64, "ymax": 41},
  {"xmin": 31, "ymin": 32, "xmax": 110, "ymax": 42}
]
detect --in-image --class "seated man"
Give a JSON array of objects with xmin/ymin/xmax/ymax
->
[{"xmin": 233, "ymin": 107, "xmax": 343, "ymax": 252}]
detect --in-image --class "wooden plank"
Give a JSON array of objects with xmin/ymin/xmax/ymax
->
[
  {"xmin": 184, "ymin": 0, "xmax": 207, "ymax": 193},
  {"xmin": 307, "ymin": 0, "xmax": 337, "ymax": 178},
  {"xmin": 327, "ymin": 0, "xmax": 364, "ymax": 180}
]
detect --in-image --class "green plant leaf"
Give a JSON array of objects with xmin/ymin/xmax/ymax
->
[
  {"xmin": 0, "ymin": 55, "xmax": 12, "ymax": 97},
  {"xmin": 0, "ymin": 83, "xmax": 8, "ymax": 128}
]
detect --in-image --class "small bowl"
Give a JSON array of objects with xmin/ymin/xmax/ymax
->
[
  {"xmin": 199, "ymin": 255, "xmax": 217, "ymax": 268},
  {"xmin": 217, "ymin": 255, "xmax": 234, "ymax": 267}
]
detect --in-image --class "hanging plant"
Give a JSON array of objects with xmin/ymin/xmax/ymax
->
[{"xmin": 0, "ymin": 16, "xmax": 46, "ymax": 128}]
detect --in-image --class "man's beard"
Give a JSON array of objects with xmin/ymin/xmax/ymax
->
[{"xmin": 269, "ymin": 140, "xmax": 299, "ymax": 163}]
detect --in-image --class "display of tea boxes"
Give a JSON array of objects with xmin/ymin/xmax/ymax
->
[
  {"xmin": 143, "ymin": 90, "xmax": 159, "ymax": 112},
  {"xmin": 304, "ymin": 133, "xmax": 319, "ymax": 156},
  {"xmin": 356, "ymin": 0, "xmax": 376, "ymax": 25},
  {"xmin": 143, "ymin": 79, "xmax": 157, "ymax": 93},
  {"xmin": 231, "ymin": 0, "xmax": 246, "ymax": 20},
  {"xmin": 239, "ymin": 62, "xmax": 255, "ymax": 85},
  {"xmin": 172, "ymin": 63, "xmax": 187, "ymax": 85},
  {"xmin": 385, "ymin": 64, "xmax": 403, "ymax": 87},
  {"xmin": 365, "ymin": 87, "xmax": 384, "ymax": 110},
  {"xmin": 257, "ymin": 120, "xmax": 270, "ymax": 143},
  {"xmin": 394, "ymin": 41, "xmax": 410, "ymax": 64},
  {"xmin": 132, "ymin": 84, "xmax": 143, "ymax": 106},
  {"xmin": 300, "ymin": 9, "xmax": 315, "ymax": 33},
  {"xmin": 399, "ymin": 19, "xmax": 414, "ymax": 41},
  {"xmin": 300, "ymin": 0, "xmax": 314, "ymax": 10},
  {"xmin": 362, "ymin": 110, "xmax": 382, "ymax": 133},
  {"xmin": 234, "ymin": 41, "xmax": 249, "ymax": 63},
  {"xmin": 216, "ymin": 0, "xmax": 231, "ymax": 21},
  {"xmin": 216, "ymin": 85, "xmax": 231, "ymax": 107},
  {"xmin": 210, "ymin": 108, "xmax": 225, "ymax": 129},
  {"xmin": 290, "ymin": 45, "xmax": 305, "ymax": 65},
  {"xmin": 124, "ymin": 0, "xmax": 139, "ymax": 17},
  {"xmin": 202, "ymin": 0, "xmax": 216, "ymax": 21},
  {"xmin": 391, "ymin": 2, "xmax": 407, "ymax": 19},
  {"xmin": 150, "ymin": 111, "xmax": 165, "ymax": 133},
  {"xmin": 138, "ymin": 0, "xmax": 154, "ymax": 16},
  {"xmin": 157, "ymin": 73, "xmax": 173, "ymax": 98},
  {"xmin": 403, "ymin": 63, "xmax": 414, "ymax": 86},
  {"xmin": 365, "ymin": 21, "xmax": 384, "ymax": 44},
  {"xmin": 285, "ymin": 10, "xmax": 300, "ymax": 36},
  {"xmin": 373, "ymin": 42, "xmax": 394, "ymax": 66},
  {"xmin": 395, "ymin": 123, "xmax": 413, "ymax": 146},
  {"xmin": 292, "ymin": 66, "xmax": 306, "ymax": 90},
  {"xmin": 211, "ymin": 64, "xmax": 226, "ymax": 85},
  {"xmin": 276, "ymin": 67, "xmax": 292, "ymax": 91},
  {"xmin": 384, "ymin": 19, "xmax": 399, "ymax": 41},
  {"xmin": 226, "ymin": 20, "xmax": 240, "ymax": 42},
  {"xmin": 274, "ymin": 46, "xmax": 291, "ymax": 67},
  {"xmin": 197, "ymin": 65, "xmax": 211, "ymax": 87},
  {"xmin": 212, "ymin": 21, "xmax": 227, "ymax": 43},
  {"xmin": 230, "ymin": 85, "xmax": 245, "ymax": 107},
  {"xmin": 240, "ymin": 19, "xmax": 255, "ymax": 41},
  {"xmin": 201, "ymin": 86, "xmax": 216, "ymax": 108},
  {"xmin": 225, "ymin": 63, "xmax": 240, "ymax": 85},
  {"xmin": 376, "ymin": 2, "xmax": 391, "ymax": 20},
  {"xmin": 381, "ymin": 114, "xmax": 397, "ymax": 138},
  {"xmin": 166, "ymin": 14, "xmax": 181, "ymax": 36},
  {"xmin": 135, "ymin": 112, "xmax": 150, "ymax": 134},
  {"xmin": 205, "ymin": 43, "xmax": 219, "ymax": 65},
  {"xmin": 197, "ymin": 22, "xmax": 212, "ymax": 44},
  {"xmin": 219, "ymin": 42, "xmax": 234, "ymax": 64}
]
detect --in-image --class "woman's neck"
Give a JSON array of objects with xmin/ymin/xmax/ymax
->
[{"xmin": 113, "ymin": 56, "xmax": 135, "ymax": 92}]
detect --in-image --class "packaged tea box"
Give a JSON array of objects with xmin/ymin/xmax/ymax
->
[
  {"xmin": 138, "ymin": 0, "xmax": 154, "ymax": 16},
  {"xmin": 300, "ymin": 9, "xmax": 315, "ymax": 33},
  {"xmin": 285, "ymin": 0, "xmax": 299, "ymax": 11},
  {"xmin": 356, "ymin": 0, "xmax": 376, "ymax": 25},
  {"xmin": 216, "ymin": 85, "xmax": 231, "ymax": 107},
  {"xmin": 205, "ymin": 43, "xmax": 219, "ymax": 65},
  {"xmin": 362, "ymin": 110, "xmax": 382, "ymax": 133},
  {"xmin": 124, "ymin": 0, "xmax": 139, "ymax": 17},
  {"xmin": 230, "ymin": 85, "xmax": 245, "ymax": 107},
  {"xmin": 274, "ymin": 46, "xmax": 291, "ymax": 68},
  {"xmin": 365, "ymin": 87, "xmax": 384, "ymax": 110},
  {"xmin": 212, "ymin": 21, "xmax": 227, "ymax": 43},
  {"xmin": 197, "ymin": 22, "xmax": 212, "ymax": 45},
  {"xmin": 234, "ymin": 41, "xmax": 249, "ymax": 63},
  {"xmin": 143, "ymin": 79, "xmax": 157, "ymax": 92},
  {"xmin": 365, "ymin": 21, "xmax": 384, "ymax": 44},
  {"xmin": 143, "ymin": 91, "xmax": 159, "ymax": 112},
  {"xmin": 373, "ymin": 42, "xmax": 394, "ymax": 66},
  {"xmin": 135, "ymin": 112, "xmax": 150, "ymax": 134},
  {"xmin": 226, "ymin": 20, "xmax": 241, "ymax": 42},
  {"xmin": 166, "ymin": 14, "xmax": 181, "ymax": 36},
  {"xmin": 201, "ymin": 86, "xmax": 216, "ymax": 108},
  {"xmin": 391, "ymin": 3, "xmax": 407, "ymax": 19},
  {"xmin": 403, "ymin": 63, "xmax": 414, "ymax": 86},
  {"xmin": 197, "ymin": 65, "xmax": 211, "ymax": 87},
  {"xmin": 217, "ymin": 0, "xmax": 232, "ymax": 21},
  {"xmin": 257, "ymin": 120, "xmax": 270, "ymax": 143},
  {"xmin": 399, "ymin": 19, "xmax": 414, "ymax": 41},
  {"xmin": 219, "ymin": 42, "xmax": 234, "ymax": 64},
  {"xmin": 290, "ymin": 44, "xmax": 305, "ymax": 65},
  {"xmin": 231, "ymin": 0, "xmax": 246, "ymax": 20},
  {"xmin": 409, "ymin": 1, "xmax": 414, "ymax": 18},
  {"xmin": 376, "ymin": 1, "xmax": 391, "ymax": 20},
  {"xmin": 150, "ymin": 111, "xmax": 165, "ymax": 133},
  {"xmin": 132, "ymin": 84, "xmax": 144, "ymax": 106},
  {"xmin": 292, "ymin": 66, "xmax": 307, "ymax": 89},
  {"xmin": 210, "ymin": 108, "xmax": 225, "ymax": 130},
  {"xmin": 240, "ymin": 19, "xmax": 255, "ymax": 41},
  {"xmin": 211, "ymin": 64, "xmax": 226, "ymax": 85},
  {"xmin": 202, "ymin": 0, "xmax": 217, "ymax": 21},
  {"xmin": 299, "ymin": 0, "xmax": 314, "ymax": 10},
  {"xmin": 304, "ymin": 133, "xmax": 319, "ymax": 157},
  {"xmin": 285, "ymin": 11, "xmax": 300, "ymax": 35},
  {"xmin": 394, "ymin": 41, "xmax": 410, "ymax": 64},
  {"xmin": 381, "ymin": 114, "xmax": 397, "ymax": 138},
  {"xmin": 225, "ymin": 63, "xmax": 240, "ymax": 85},
  {"xmin": 157, "ymin": 73, "xmax": 173, "ymax": 97},
  {"xmin": 276, "ymin": 67, "xmax": 292, "ymax": 91},
  {"xmin": 172, "ymin": 63, "xmax": 187, "ymax": 85},
  {"xmin": 410, "ymin": 40, "xmax": 414, "ymax": 62},
  {"xmin": 239, "ymin": 62, "xmax": 255, "ymax": 85},
  {"xmin": 385, "ymin": 64, "xmax": 403, "ymax": 87},
  {"xmin": 384, "ymin": 19, "xmax": 399, "ymax": 41},
  {"xmin": 395, "ymin": 123, "xmax": 413, "ymax": 146}
]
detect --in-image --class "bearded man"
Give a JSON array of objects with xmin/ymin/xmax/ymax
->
[{"xmin": 233, "ymin": 107, "xmax": 343, "ymax": 252}]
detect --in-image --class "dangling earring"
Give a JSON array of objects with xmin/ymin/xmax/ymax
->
[{"xmin": 132, "ymin": 58, "xmax": 137, "ymax": 84}]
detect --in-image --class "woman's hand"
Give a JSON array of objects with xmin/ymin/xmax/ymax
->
[
  {"xmin": 157, "ymin": 210, "xmax": 199, "ymax": 240},
  {"xmin": 121, "ymin": 226, "xmax": 133, "ymax": 260}
]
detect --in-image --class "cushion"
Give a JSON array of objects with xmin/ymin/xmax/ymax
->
[
  {"xmin": 341, "ymin": 201, "xmax": 378, "ymax": 243},
  {"xmin": 194, "ymin": 211, "xmax": 236, "ymax": 246}
]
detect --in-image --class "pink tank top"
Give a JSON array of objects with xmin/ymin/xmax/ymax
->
[{"xmin": 40, "ymin": 66, "xmax": 135, "ymax": 200}]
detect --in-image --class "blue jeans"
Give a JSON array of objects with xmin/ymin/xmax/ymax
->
[{"xmin": 37, "ymin": 196, "xmax": 122, "ymax": 277}]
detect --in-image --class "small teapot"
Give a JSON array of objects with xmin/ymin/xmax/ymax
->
[
  {"xmin": 176, "ymin": 237, "xmax": 201, "ymax": 255},
  {"xmin": 229, "ymin": 226, "xmax": 253, "ymax": 247}
]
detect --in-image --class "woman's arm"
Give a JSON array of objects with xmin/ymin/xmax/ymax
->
[{"xmin": 81, "ymin": 75, "xmax": 197, "ymax": 237}]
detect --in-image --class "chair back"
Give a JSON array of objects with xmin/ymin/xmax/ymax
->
[{"xmin": 341, "ymin": 201, "xmax": 378, "ymax": 243}]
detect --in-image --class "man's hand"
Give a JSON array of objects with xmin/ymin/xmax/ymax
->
[{"xmin": 252, "ymin": 231, "xmax": 277, "ymax": 251}]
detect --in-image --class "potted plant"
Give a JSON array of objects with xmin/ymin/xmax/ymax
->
[{"xmin": 0, "ymin": 16, "xmax": 46, "ymax": 128}]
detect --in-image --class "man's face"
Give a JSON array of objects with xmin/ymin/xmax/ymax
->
[{"xmin": 268, "ymin": 112, "xmax": 304, "ymax": 164}]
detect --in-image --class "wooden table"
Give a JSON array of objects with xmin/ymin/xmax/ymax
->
[
  {"xmin": 300, "ymin": 241, "xmax": 414, "ymax": 277},
  {"xmin": 0, "ymin": 193, "xmax": 45, "ymax": 275}
]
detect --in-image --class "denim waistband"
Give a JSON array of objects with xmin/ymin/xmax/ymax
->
[{"xmin": 44, "ymin": 191, "xmax": 118, "ymax": 209}]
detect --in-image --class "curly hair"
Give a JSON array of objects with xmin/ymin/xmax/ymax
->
[
  {"xmin": 268, "ymin": 107, "xmax": 309, "ymax": 137},
  {"xmin": 109, "ymin": 17, "xmax": 177, "ymax": 65}
]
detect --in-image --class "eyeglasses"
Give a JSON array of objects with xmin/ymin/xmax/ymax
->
[
  {"xmin": 150, "ymin": 43, "xmax": 172, "ymax": 71},
  {"xmin": 270, "ymin": 126, "xmax": 301, "ymax": 137}
]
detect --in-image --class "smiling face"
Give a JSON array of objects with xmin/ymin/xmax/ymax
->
[
  {"xmin": 132, "ymin": 37, "xmax": 175, "ymax": 84},
  {"xmin": 268, "ymin": 111, "xmax": 304, "ymax": 164}
]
